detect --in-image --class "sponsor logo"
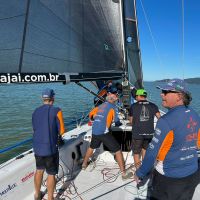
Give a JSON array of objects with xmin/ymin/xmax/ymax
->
[
  {"xmin": 187, "ymin": 117, "xmax": 197, "ymax": 132},
  {"xmin": 149, "ymin": 143, "xmax": 154, "ymax": 149},
  {"xmin": 180, "ymin": 146, "xmax": 196, "ymax": 151},
  {"xmin": 186, "ymin": 133, "xmax": 198, "ymax": 142},
  {"xmin": 127, "ymin": 36, "xmax": 132, "ymax": 43},
  {"xmin": 0, "ymin": 73, "xmax": 60, "ymax": 83},
  {"xmin": 0, "ymin": 183, "xmax": 17, "ymax": 197},
  {"xmin": 21, "ymin": 171, "xmax": 34, "ymax": 182},
  {"xmin": 152, "ymin": 137, "xmax": 159, "ymax": 143},
  {"xmin": 155, "ymin": 128, "xmax": 161, "ymax": 135},
  {"xmin": 180, "ymin": 154, "xmax": 194, "ymax": 161}
]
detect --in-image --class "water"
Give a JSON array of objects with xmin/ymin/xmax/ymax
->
[
  {"xmin": 0, "ymin": 82, "xmax": 97, "ymax": 164},
  {"xmin": 0, "ymin": 81, "xmax": 199, "ymax": 164}
]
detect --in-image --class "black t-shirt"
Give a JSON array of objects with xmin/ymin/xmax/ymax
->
[{"xmin": 129, "ymin": 100, "xmax": 159, "ymax": 139}]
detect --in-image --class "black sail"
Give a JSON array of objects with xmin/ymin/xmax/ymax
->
[
  {"xmin": 124, "ymin": 0, "xmax": 143, "ymax": 88},
  {"xmin": 0, "ymin": 0, "xmax": 143, "ymax": 84}
]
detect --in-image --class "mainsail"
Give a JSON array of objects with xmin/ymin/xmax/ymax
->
[{"xmin": 0, "ymin": 0, "xmax": 142, "ymax": 84}]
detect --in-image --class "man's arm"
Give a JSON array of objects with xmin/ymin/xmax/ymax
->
[
  {"xmin": 129, "ymin": 104, "xmax": 134, "ymax": 124},
  {"xmin": 57, "ymin": 110, "xmax": 65, "ymax": 136}
]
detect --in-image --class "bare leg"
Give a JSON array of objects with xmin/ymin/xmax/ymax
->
[
  {"xmin": 115, "ymin": 150, "xmax": 126, "ymax": 175},
  {"xmin": 34, "ymin": 169, "xmax": 44, "ymax": 198},
  {"xmin": 82, "ymin": 147, "xmax": 94, "ymax": 167},
  {"xmin": 133, "ymin": 154, "xmax": 141, "ymax": 169},
  {"xmin": 47, "ymin": 175, "xmax": 56, "ymax": 200}
]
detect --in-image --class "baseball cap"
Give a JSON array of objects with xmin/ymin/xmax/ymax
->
[
  {"xmin": 136, "ymin": 89, "xmax": 147, "ymax": 96},
  {"xmin": 42, "ymin": 88, "xmax": 55, "ymax": 99},
  {"xmin": 156, "ymin": 79, "xmax": 188, "ymax": 93},
  {"xmin": 108, "ymin": 87, "xmax": 118, "ymax": 95}
]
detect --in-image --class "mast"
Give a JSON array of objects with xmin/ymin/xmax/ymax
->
[
  {"xmin": 121, "ymin": 0, "xmax": 131, "ymax": 109},
  {"xmin": 123, "ymin": 0, "xmax": 143, "ymax": 89}
]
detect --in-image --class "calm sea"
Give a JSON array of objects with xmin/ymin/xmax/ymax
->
[{"xmin": 0, "ymin": 81, "xmax": 199, "ymax": 164}]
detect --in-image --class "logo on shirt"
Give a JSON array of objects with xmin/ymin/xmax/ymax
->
[
  {"xmin": 152, "ymin": 137, "xmax": 159, "ymax": 143},
  {"xmin": 155, "ymin": 128, "xmax": 161, "ymax": 135},
  {"xmin": 140, "ymin": 105, "xmax": 150, "ymax": 122},
  {"xmin": 187, "ymin": 117, "xmax": 197, "ymax": 132},
  {"xmin": 149, "ymin": 143, "xmax": 154, "ymax": 149}
]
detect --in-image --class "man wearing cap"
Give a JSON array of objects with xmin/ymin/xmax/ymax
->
[
  {"xmin": 134, "ymin": 79, "xmax": 200, "ymax": 200},
  {"xmin": 82, "ymin": 91, "xmax": 133, "ymax": 180},
  {"xmin": 94, "ymin": 80, "xmax": 113, "ymax": 106},
  {"xmin": 32, "ymin": 88, "xmax": 65, "ymax": 200},
  {"xmin": 129, "ymin": 89, "xmax": 160, "ymax": 169}
]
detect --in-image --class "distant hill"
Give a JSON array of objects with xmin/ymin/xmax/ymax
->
[{"xmin": 155, "ymin": 78, "xmax": 200, "ymax": 84}]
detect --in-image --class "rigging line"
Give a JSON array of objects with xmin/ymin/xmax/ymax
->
[
  {"xmin": 0, "ymin": 14, "xmax": 25, "ymax": 21},
  {"xmin": 139, "ymin": 0, "xmax": 164, "ymax": 74},
  {"xmin": 181, "ymin": 0, "xmax": 185, "ymax": 79}
]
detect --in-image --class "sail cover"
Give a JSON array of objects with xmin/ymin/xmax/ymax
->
[
  {"xmin": 124, "ymin": 0, "xmax": 143, "ymax": 88},
  {"xmin": 0, "ymin": 0, "xmax": 125, "ymax": 81}
]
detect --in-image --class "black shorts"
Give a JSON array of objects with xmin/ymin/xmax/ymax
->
[
  {"xmin": 150, "ymin": 169, "xmax": 200, "ymax": 200},
  {"xmin": 132, "ymin": 138, "xmax": 152, "ymax": 154},
  {"xmin": 35, "ymin": 153, "xmax": 59, "ymax": 175},
  {"xmin": 90, "ymin": 133, "xmax": 120, "ymax": 153}
]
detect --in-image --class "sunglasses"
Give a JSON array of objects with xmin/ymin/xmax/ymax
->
[{"xmin": 161, "ymin": 90, "xmax": 180, "ymax": 95}]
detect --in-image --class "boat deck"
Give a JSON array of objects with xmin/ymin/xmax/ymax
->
[
  {"xmin": 42, "ymin": 149, "xmax": 200, "ymax": 200},
  {"xmin": 42, "ymin": 150, "xmax": 150, "ymax": 200}
]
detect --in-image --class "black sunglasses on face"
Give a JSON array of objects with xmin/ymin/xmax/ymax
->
[{"xmin": 161, "ymin": 90, "xmax": 180, "ymax": 95}]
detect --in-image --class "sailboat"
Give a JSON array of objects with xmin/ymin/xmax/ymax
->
[{"xmin": 0, "ymin": 0, "xmax": 199, "ymax": 199}]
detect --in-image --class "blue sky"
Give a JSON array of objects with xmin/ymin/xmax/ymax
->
[{"xmin": 135, "ymin": 0, "xmax": 200, "ymax": 81}]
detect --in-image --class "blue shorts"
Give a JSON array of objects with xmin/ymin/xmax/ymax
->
[{"xmin": 35, "ymin": 153, "xmax": 59, "ymax": 175}]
